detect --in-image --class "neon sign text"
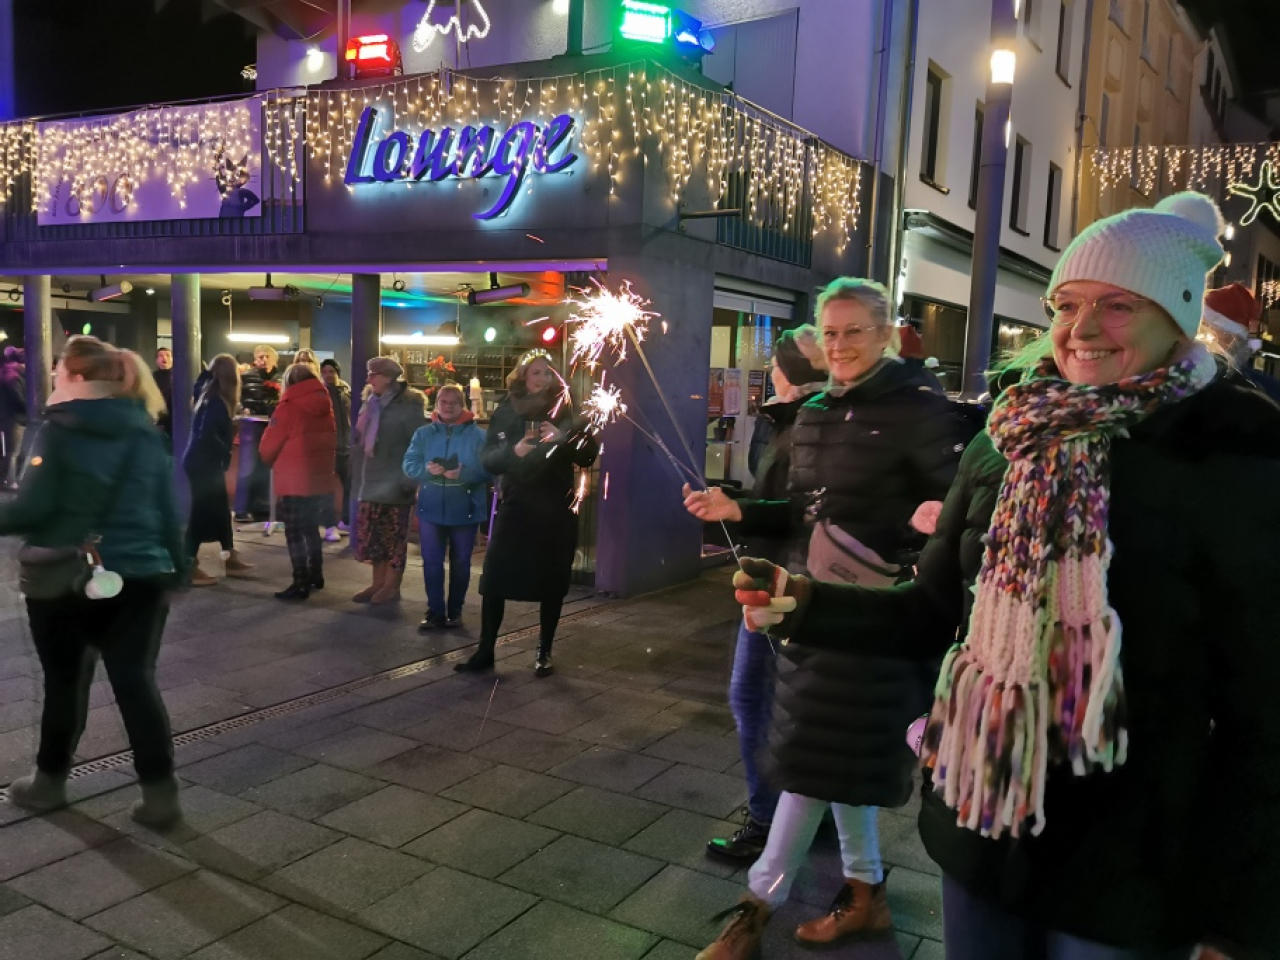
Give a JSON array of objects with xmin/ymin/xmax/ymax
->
[{"xmin": 343, "ymin": 107, "xmax": 579, "ymax": 220}]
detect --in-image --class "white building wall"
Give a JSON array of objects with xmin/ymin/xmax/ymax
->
[{"xmin": 254, "ymin": 0, "xmax": 883, "ymax": 159}]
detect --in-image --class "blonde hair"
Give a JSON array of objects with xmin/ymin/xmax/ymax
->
[
  {"xmin": 505, "ymin": 349, "xmax": 558, "ymax": 393},
  {"xmin": 283, "ymin": 362, "xmax": 319, "ymax": 388},
  {"xmin": 205, "ymin": 354, "xmax": 241, "ymax": 415},
  {"xmin": 434, "ymin": 382, "xmax": 467, "ymax": 407},
  {"xmin": 814, "ymin": 278, "xmax": 900, "ymax": 358},
  {"xmin": 253, "ymin": 344, "xmax": 279, "ymax": 368},
  {"xmin": 61, "ymin": 335, "xmax": 129, "ymax": 384},
  {"xmin": 293, "ymin": 348, "xmax": 321, "ymax": 374},
  {"xmin": 120, "ymin": 352, "xmax": 167, "ymax": 423}
]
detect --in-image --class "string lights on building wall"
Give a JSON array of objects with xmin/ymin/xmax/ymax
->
[
  {"xmin": 0, "ymin": 63, "xmax": 864, "ymax": 249},
  {"xmin": 1089, "ymin": 141, "xmax": 1280, "ymax": 199}
]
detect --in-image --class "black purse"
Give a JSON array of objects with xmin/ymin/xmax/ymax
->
[{"xmin": 18, "ymin": 432, "xmax": 142, "ymax": 600}]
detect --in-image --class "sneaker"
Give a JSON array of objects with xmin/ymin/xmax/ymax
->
[
  {"xmin": 444, "ymin": 614, "xmax": 463, "ymax": 628},
  {"xmin": 323, "ymin": 527, "xmax": 342, "ymax": 542},
  {"xmin": 534, "ymin": 654, "xmax": 554, "ymax": 678},
  {"xmin": 419, "ymin": 612, "xmax": 447, "ymax": 632},
  {"xmin": 706, "ymin": 816, "xmax": 770, "ymax": 864},
  {"xmin": 131, "ymin": 776, "xmax": 182, "ymax": 828},
  {"xmin": 696, "ymin": 895, "xmax": 771, "ymax": 960},
  {"xmin": 792, "ymin": 878, "xmax": 893, "ymax": 947},
  {"xmin": 274, "ymin": 583, "xmax": 310, "ymax": 601},
  {"xmin": 5, "ymin": 770, "xmax": 68, "ymax": 812}
]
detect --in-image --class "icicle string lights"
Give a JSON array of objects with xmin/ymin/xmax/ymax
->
[
  {"xmin": 0, "ymin": 63, "xmax": 863, "ymax": 247},
  {"xmin": 1089, "ymin": 141, "xmax": 1280, "ymax": 198}
]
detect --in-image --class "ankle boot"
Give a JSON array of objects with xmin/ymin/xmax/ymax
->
[
  {"xmin": 371, "ymin": 565, "xmax": 403, "ymax": 604},
  {"xmin": 190, "ymin": 563, "xmax": 218, "ymax": 587},
  {"xmin": 793, "ymin": 878, "xmax": 892, "ymax": 947},
  {"xmin": 697, "ymin": 894, "xmax": 770, "ymax": 960},
  {"xmin": 5, "ymin": 769, "xmax": 68, "ymax": 812},
  {"xmin": 131, "ymin": 776, "xmax": 182, "ymax": 827},
  {"xmin": 454, "ymin": 637, "xmax": 496, "ymax": 673},
  {"xmin": 224, "ymin": 550, "xmax": 254, "ymax": 576},
  {"xmin": 353, "ymin": 562, "xmax": 385, "ymax": 603}
]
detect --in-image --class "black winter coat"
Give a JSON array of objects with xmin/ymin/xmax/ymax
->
[
  {"xmin": 793, "ymin": 376, "xmax": 1280, "ymax": 957},
  {"xmin": 736, "ymin": 396, "xmax": 807, "ymax": 569},
  {"xmin": 479, "ymin": 395, "xmax": 598, "ymax": 602},
  {"xmin": 738, "ymin": 360, "xmax": 974, "ymax": 808}
]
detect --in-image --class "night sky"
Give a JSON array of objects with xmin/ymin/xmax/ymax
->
[{"xmin": 13, "ymin": 0, "xmax": 256, "ymax": 117}]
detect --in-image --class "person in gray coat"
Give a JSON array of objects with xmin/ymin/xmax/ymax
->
[{"xmin": 351, "ymin": 357, "xmax": 426, "ymax": 604}]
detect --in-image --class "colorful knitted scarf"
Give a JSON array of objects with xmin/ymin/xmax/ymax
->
[{"xmin": 922, "ymin": 343, "xmax": 1217, "ymax": 839}]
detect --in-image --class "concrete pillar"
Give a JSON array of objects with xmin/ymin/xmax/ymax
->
[
  {"xmin": 170, "ymin": 274, "xmax": 201, "ymax": 513},
  {"xmin": 349, "ymin": 273, "xmax": 381, "ymax": 521},
  {"xmin": 22, "ymin": 275, "xmax": 52, "ymax": 416},
  {"xmin": 0, "ymin": 0, "xmax": 14, "ymax": 121}
]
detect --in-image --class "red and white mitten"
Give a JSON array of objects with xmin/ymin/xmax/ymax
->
[{"xmin": 732, "ymin": 558, "xmax": 811, "ymax": 637}]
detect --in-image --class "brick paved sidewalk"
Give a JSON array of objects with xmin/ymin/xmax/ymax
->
[{"xmin": 0, "ymin": 542, "xmax": 944, "ymax": 960}]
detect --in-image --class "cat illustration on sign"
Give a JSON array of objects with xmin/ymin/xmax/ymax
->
[{"xmin": 214, "ymin": 147, "xmax": 260, "ymax": 219}]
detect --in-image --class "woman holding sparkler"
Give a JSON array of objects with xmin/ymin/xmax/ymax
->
[
  {"xmin": 686, "ymin": 278, "xmax": 973, "ymax": 956},
  {"xmin": 456, "ymin": 350, "xmax": 598, "ymax": 677}
]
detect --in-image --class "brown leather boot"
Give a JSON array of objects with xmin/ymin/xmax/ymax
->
[
  {"xmin": 224, "ymin": 550, "xmax": 254, "ymax": 577},
  {"xmin": 353, "ymin": 562, "xmax": 385, "ymax": 603},
  {"xmin": 793, "ymin": 878, "xmax": 892, "ymax": 948},
  {"xmin": 371, "ymin": 565, "xmax": 403, "ymax": 604},
  {"xmin": 696, "ymin": 895, "xmax": 770, "ymax": 960}
]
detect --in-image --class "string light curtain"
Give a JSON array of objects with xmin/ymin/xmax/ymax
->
[
  {"xmin": 0, "ymin": 63, "xmax": 864, "ymax": 249},
  {"xmin": 1090, "ymin": 141, "xmax": 1280, "ymax": 197}
]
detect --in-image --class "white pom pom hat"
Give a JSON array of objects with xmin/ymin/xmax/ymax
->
[{"xmin": 1047, "ymin": 191, "xmax": 1225, "ymax": 336}]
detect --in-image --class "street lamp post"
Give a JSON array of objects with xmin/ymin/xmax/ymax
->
[{"xmin": 962, "ymin": 0, "xmax": 1019, "ymax": 398}]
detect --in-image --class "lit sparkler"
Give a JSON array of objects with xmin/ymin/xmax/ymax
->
[
  {"xmin": 566, "ymin": 280, "xmax": 657, "ymax": 371},
  {"xmin": 571, "ymin": 471, "xmax": 590, "ymax": 514},
  {"xmin": 583, "ymin": 380, "xmax": 627, "ymax": 432}
]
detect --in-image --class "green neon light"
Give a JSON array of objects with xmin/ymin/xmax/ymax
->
[{"xmin": 620, "ymin": 0, "xmax": 670, "ymax": 43}]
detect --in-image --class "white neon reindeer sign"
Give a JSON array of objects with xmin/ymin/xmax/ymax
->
[{"xmin": 412, "ymin": 0, "xmax": 492, "ymax": 53}]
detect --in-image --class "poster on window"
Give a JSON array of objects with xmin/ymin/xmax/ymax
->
[
  {"xmin": 722, "ymin": 368, "xmax": 742, "ymax": 416},
  {"xmin": 747, "ymin": 369, "xmax": 765, "ymax": 412},
  {"xmin": 708, "ymin": 369, "xmax": 725, "ymax": 417},
  {"xmin": 37, "ymin": 98, "xmax": 264, "ymax": 225}
]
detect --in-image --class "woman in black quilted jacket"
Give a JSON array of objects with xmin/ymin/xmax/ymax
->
[{"xmin": 686, "ymin": 278, "xmax": 974, "ymax": 956}]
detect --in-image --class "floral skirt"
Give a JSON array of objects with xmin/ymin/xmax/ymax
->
[{"xmin": 355, "ymin": 501, "xmax": 411, "ymax": 569}]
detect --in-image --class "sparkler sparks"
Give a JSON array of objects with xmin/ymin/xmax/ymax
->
[
  {"xmin": 566, "ymin": 280, "xmax": 658, "ymax": 371},
  {"xmin": 571, "ymin": 471, "xmax": 590, "ymax": 514},
  {"xmin": 583, "ymin": 381, "xmax": 627, "ymax": 432}
]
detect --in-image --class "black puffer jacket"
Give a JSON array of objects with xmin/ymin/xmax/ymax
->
[
  {"xmin": 736, "ymin": 395, "xmax": 808, "ymax": 570},
  {"xmin": 793, "ymin": 375, "xmax": 1280, "ymax": 957},
  {"xmin": 737, "ymin": 360, "xmax": 975, "ymax": 808},
  {"xmin": 788, "ymin": 359, "xmax": 972, "ymax": 566}
]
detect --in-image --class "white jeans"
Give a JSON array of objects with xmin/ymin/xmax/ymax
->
[{"xmin": 747, "ymin": 790, "xmax": 883, "ymax": 909}]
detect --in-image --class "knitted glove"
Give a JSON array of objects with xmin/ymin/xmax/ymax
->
[{"xmin": 732, "ymin": 557, "xmax": 812, "ymax": 637}]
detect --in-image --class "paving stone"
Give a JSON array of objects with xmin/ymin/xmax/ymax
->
[
  {"xmin": 87, "ymin": 948, "xmax": 151, "ymax": 960},
  {"xmin": 258, "ymin": 716, "xmax": 356, "ymax": 751},
  {"xmin": 8, "ymin": 837, "xmax": 195, "ymax": 920},
  {"xmin": 319, "ymin": 785, "xmax": 468, "ymax": 848},
  {"xmin": 338, "ymin": 694, "xmax": 435, "ymax": 733},
  {"xmin": 403, "ymin": 808, "xmax": 558, "ymax": 879},
  {"xmin": 294, "ymin": 727, "xmax": 418, "ymax": 771},
  {"xmin": 526, "ymin": 785, "xmax": 667, "ymax": 845},
  {"xmin": 884, "ymin": 866, "xmax": 943, "ymax": 942},
  {"xmin": 578, "ymin": 688, "xmax": 682, "ymax": 719},
  {"xmin": 623, "ymin": 810, "xmax": 743, "ymax": 879},
  {"xmin": 442, "ymin": 682, "xmax": 545, "ymax": 719},
  {"xmin": 83, "ymin": 870, "xmax": 284, "ymax": 960},
  {"xmin": 911, "ymin": 938, "xmax": 944, "ymax": 960},
  {"xmin": 633, "ymin": 764, "xmax": 744, "ymax": 819},
  {"xmin": 357, "ymin": 866, "xmax": 537, "ymax": 959},
  {"xmin": 241, "ymin": 763, "xmax": 382, "ymax": 820},
  {"xmin": 180, "ymin": 744, "xmax": 314, "ymax": 795},
  {"xmin": 265, "ymin": 836, "xmax": 431, "ymax": 915},
  {"xmin": 0, "ymin": 811, "xmax": 119, "ymax": 882},
  {"xmin": 104, "ymin": 784, "xmax": 261, "ymax": 847},
  {"xmin": 186, "ymin": 903, "xmax": 389, "ymax": 959},
  {"xmin": 757, "ymin": 899, "xmax": 910, "ymax": 959},
  {"xmin": 878, "ymin": 811, "xmax": 938, "ymax": 877},
  {"xmin": 365, "ymin": 745, "xmax": 492, "ymax": 794},
  {"xmin": 398, "ymin": 712, "xmax": 515, "ymax": 752},
  {"xmin": 0, "ymin": 883, "xmax": 29, "ymax": 917},
  {"xmin": 439, "ymin": 764, "xmax": 573, "ymax": 818},
  {"xmin": 651, "ymin": 702, "xmax": 736, "ymax": 735},
  {"xmin": 182, "ymin": 809, "xmax": 342, "ymax": 881},
  {"xmin": 501, "ymin": 834, "xmax": 664, "ymax": 914},
  {"xmin": 491, "ymin": 696, "xmax": 607, "ymax": 735},
  {"xmin": 366, "ymin": 945, "xmax": 443, "ymax": 960},
  {"xmin": 464, "ymin": 900, "xmax": 656, "ymax": 960},
  {"xmin": 642, "ymin": 729, "xmax": 740, "ymax": 773},
  {"xmin": 471, "ymin": 728, "xmax": 589, "ymax": 772},
  {"xmin": 609, "ymin": 865, "xmax": 745, "ymax": 947},
  {"xmin": 637, "ymin": 941, "xmax": 697, "ymax": 960},
  {"xmin": 546, "ymin": 745, "xmax": 672, "ymax": 793},
  {"xmin": 0, "ymin": 904, "xmax": 110, "ymax": 960},
  {"xmin": 897, "ymin": 932, "xmax": 924, "ymax": 958}
]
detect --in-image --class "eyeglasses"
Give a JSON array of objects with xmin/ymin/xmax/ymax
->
[
  {"xmin": 822, "ymin": 325, "xmax": 883, "ymax": 344},
  {"xmin": 1040, "ymin": 293, "xmax": 1153, "ymax": 328}
]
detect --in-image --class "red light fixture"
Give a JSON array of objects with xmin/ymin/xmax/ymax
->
[
  {"xmin": 345, "ymin": 34, "xmax": 403, "ymax": 79},
  {"xmin": 541, "ymin": 325, "xmax": 558, "ymax": 344}
]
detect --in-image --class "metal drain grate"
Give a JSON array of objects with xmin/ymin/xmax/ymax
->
[{"xmin": 64, "ymin": 603, "xmax": 608, "ymax": 780}]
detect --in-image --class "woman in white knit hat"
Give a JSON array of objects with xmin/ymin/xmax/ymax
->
[{"xmin": 723, "ymin": 192, "xmax": 1280, "ymax": 960}]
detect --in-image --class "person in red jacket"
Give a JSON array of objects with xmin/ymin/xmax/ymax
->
[{"xmin": 260, "ymin": 363, "xmax": 337, "ymax": 600}]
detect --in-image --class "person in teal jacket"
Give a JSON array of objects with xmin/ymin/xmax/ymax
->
[
  {"xmin": 1, "ymin": 336, "xmax": 186, "ymax": 828},
  {"xmin": 403, "ymin": 383, "xmax": 489, "ymax": 631}
]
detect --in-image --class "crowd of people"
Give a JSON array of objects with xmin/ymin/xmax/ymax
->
[{"xmin": 0, "ymin": 190, "xmax": 1276, "ymax": 959}]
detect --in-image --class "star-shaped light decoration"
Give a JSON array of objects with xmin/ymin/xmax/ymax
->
[
  {"xmin": 412, "ymin": 0, "xmax": 492, "ymax": 53},
  {"xmin": 1229, "ymin": 161, "xmax": 1280, "ymax": 227}
]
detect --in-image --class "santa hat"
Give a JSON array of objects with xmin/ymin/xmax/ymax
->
[{"xmin": 1202, "ymin": 283, "xmax": 1261, "ymax": 339}]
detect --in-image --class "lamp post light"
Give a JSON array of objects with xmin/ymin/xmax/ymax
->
[{"xmin": 961, "ymin": 0, "xmax": 1019, "ymax": 398}]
